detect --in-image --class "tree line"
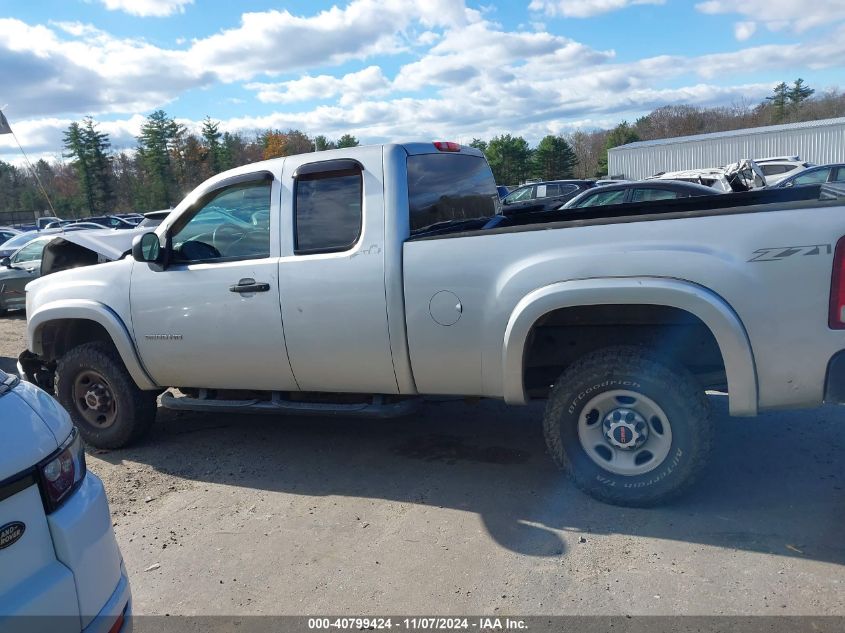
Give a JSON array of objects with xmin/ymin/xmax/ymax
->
[
  {"xmin": 1, "ymin": 79, "xmax": 843, "ymax": 219},
  {"xmin": 0, "ymin": 110, "xmax": 362, "ymax": 220}
]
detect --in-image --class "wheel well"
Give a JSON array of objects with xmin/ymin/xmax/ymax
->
[
  {"xmin": 523, "ymin": 304, "xmax": 726, "ymax": 398},
  {"xmin": 38, "ymin": 319, "xmax": 114, "ymax": 362}
]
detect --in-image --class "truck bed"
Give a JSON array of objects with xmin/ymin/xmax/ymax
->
[{"xmin": 408, "ymin": 183, "xmax": 845, "ymax": 241}]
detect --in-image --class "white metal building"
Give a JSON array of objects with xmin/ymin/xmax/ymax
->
[{"xmin": 608, "ymin": 116, "xmax": 845, "ymax": 180}]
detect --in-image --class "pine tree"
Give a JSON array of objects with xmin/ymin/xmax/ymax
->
[
  {"xmin": 200, "ymin": 117, "xmax": 223, "ymax": 175},
  {"xmin": 486, "ymin": 135, "xmax": 533, "ymax": 184},
  {"xmin": 137, "ymin": 110, "xmax": 182, "ymax": 208},
  {"xmin": 766, "ymin": 82, "xmax": 789, "ymax": 122},
  {"xmin": 468, "ymin": 138, "xmax": 488, "ymax": 154},
  {"xmin": 63, "ymin": 122, "xmax": 95, "ymax": 215},
  {"xmin": 336, "ymin": 134, "xmax": 359, "ymax": 148},
  {"xmin": 314, "ymin": 135, "xmax": 337, "ymax": 151},
  {"xmin": 63, "ymin": 118, "xmax": 112, "ymax": 216},
  {"xmin": 788, "ymin": 78, "xmax": 815, "ymax": 106},
  {"xmin": 532, "ymin": 135, "xmax": 577, "ymax": 181},
  {"xmin": 81, "ymin": 117, "xmax": 113, "ymax": 213}
]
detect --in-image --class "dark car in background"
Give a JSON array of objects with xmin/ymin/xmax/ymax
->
[
  {"xmin": 71, "ymin": 215, "xmax": 139, "ymax": 229},
  {"xmin": 0, "ymin": 234, "xmax": 55, "ymax": 313},
  {"xmin": 500, "ymin": 179, "xmax": 595, "ymax": 214},
  {"xmin": 774, "ymin": 164, "xmax": 845, "ymax": 189},
  {"xmin": 561, "ymin": 180, "xmax": 719, "ymax": 209},
  {"xmin": 0, "ymin": 226, "xmax": 21, "ymax": 246},
  {"xmin": 0, "ymin": 226, "xmax": 90, "ymax": 259}
]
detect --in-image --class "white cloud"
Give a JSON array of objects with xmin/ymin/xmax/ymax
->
[
  {"xmin": 733, "ymin": 21, "xmax": 756, "ymax": 41},
  {"xmin": 187, "ymin": 0, "xmax": 477, "ymax": 82},
  {"xmin": 696, "ymin": 1, "xmax": 845, "ymax": 33},
  {"xmin": 98, "ymin": 0, "xmax": 194, "ymax": 18},
  {"xmin": 0, "ymin": 2, "xmax": 479, "ymax": 116},
  {"xmin": 0, "ymin": 18, "xmax": 208, "ymax": 117},
  {"xmin": 416, "ymin": 30, "xmax": 440, "ymax": 45},
  {"xmin": 529, "ymin": 0, "xmax": 665, "ymax": 18},
  {"xmin": 246, "ymin": 66, "xmax": 392, "ymax": 105},
  {"xmin": 395, "ymin": 19, "xmax": 614, "ymax": 91},
  {"xmin": 2, "ymin": 0, "xmax": 845, "ymax": 165},
  {"xmin": 0, "ymin": 115, "xmax": 147, "ymax": 164}
]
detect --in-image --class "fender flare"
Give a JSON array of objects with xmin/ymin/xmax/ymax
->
[
  {"xmin": 502, "ymin": 277, "xmax": 758, "ymax": 416},
  {"xmin": 28, "ymin": 299, "xmax": 158, "ymax": 390}
]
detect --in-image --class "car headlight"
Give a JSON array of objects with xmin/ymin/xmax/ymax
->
[{"xmin": 39, "ymin": 428, "xmax": 87, "ymax": 513}]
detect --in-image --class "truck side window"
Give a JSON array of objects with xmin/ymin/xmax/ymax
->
[
  {"xmin": 294, "ymin": 163, "xmax": 363, "ymax": 254},
  {"xmin": 171, "ymin": 180, "xmax": 272, "ymax": 263}
]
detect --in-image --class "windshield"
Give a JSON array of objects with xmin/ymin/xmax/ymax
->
[{"xmin": 407, "ymin": 153, "xmax": 499, "ymax": 233}]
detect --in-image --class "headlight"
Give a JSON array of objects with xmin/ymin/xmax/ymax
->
[{"xmin": 39, "ymin": 428, "xmax": 87, "ymax": 513}]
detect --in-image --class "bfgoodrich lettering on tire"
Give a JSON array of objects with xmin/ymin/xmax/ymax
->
[{"xmin": 543, "ymin": 345, "xmax": 712, "ymax": 507}]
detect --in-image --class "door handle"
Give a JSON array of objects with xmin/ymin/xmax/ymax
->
[{"xmin": 229, "ymin": 278, "xmax": 270, "ymax": 293}]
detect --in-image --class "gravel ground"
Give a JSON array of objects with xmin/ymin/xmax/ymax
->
[{"xmin": 1, "ymin": 313, "xmax": 844, "ymax": 616}]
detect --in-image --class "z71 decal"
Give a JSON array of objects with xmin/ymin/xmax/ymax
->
[{"xmin": 748, "ymin": 244, "xmax": 831, "ymax": 262}]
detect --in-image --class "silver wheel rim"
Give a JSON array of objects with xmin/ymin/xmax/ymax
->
[{"xmin": 577, "ymin": 389, "xmax": 673, "ymax": 476}]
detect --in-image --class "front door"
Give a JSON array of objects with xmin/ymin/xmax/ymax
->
[{"xmin": 130, "ymin": 174, "xmax": 298, "ymax": 391}]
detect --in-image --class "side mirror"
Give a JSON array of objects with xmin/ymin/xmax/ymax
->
[
  {"xmin": 132, "ymin": 232, "xmax": 162, "ymax": 264},
  {"xmin": 0, "ymin": 257, "xmax": 10, "ymax": 268}
]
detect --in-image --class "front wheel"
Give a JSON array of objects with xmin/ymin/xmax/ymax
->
[
  {"xmin": 543, "ymin": 346, "xmax": 712, "ymax": 507},
  {"xmin": 55, "ymin": 341, "xmax": 157, "ymax": 449}
]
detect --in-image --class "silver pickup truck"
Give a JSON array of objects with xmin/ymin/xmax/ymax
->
[{"xmin": 18, "ymin": 142, "xmax": 845, "ymax": 506}]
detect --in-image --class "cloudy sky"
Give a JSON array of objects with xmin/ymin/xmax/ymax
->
[{"xmin": 2, "ymin": 0, "xmax": 845, "ymax": 163}]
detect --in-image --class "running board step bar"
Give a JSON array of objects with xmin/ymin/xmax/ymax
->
[{"xmin": 160, "ymin": 390, "xmax": 420, "ymax": 418}]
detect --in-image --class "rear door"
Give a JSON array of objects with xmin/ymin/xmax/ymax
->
[{"xmin": 277, "ymin": 147, "xmax": 398, "ymax": 393}]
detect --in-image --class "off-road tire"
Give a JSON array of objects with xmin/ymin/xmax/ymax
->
[
  {"xmin": 543, "ymin": 345, "xmax": 712, "ymax": 507},
  {"xmin": 55, "ymin": 341, "xmax": 157, "ymax": 449}
]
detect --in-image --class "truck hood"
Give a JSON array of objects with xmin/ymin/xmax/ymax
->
[
  {"xmin": 0, "ymin": 372, "xmax": 72, "ymax": 480},
  {"xmin": 52, "ymin": 227, "xmax": 144, "ymax": 261},
  {"xmin": 41, "ymin": 227, "xmax": 145, "ymax": 276}
]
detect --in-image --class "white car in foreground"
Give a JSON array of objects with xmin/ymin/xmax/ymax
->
[{"xmin": 0, "ymin": 369, "xmax": 130, "ymax": 633}]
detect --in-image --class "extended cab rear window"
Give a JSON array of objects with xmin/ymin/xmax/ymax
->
[{"xmin": 407, "ymin": 154, "xmax": 498, "ymax": 233}]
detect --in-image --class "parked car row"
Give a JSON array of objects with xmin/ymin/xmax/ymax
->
[
  {"xmin": 494, "ymin": 160, "xmax": 845, "ymax": 216},
  {"xmin": 44, "ymin": 214, "xmax": 144, "ymax": 230},
  {"xmin": 774, "ymin": 163, "xmax": 845, "ymax": 188},
  {"xmin": 497, "ymin": 177, "xmax": 719, "ymax": 215}
]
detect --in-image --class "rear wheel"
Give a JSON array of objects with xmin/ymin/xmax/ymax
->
[
  {"xmin": 543, "ymin": 345, "xmax": 712, "ymax": 506},
  {"xmin": 55, "ymin": 341, "xmax": 157, "ymax": 448}
]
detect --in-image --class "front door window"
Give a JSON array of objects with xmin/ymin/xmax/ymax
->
[{"xmin": 171, "ymin": 181, "xmax": 272, "ymax": 263}]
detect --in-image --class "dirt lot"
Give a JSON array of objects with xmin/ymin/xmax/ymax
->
[{"xmin": 1, "ymin": 313, "xmax": 844, "ymax": 616}]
